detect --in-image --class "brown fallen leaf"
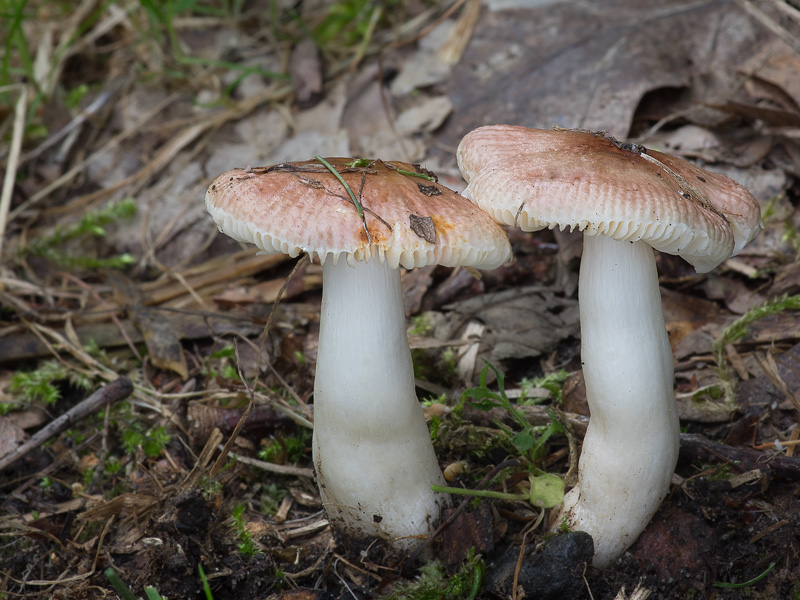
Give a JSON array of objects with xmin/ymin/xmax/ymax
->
[
  {"xmin": 131, "ymin": 306, "xmax": 189, "ymax": 380},
  {"xmin": 661, "ymin": 287, "xmax": 722, "ymax": 349},
  {"xmin": 444, "ymin": 285, "xmax": 579, "ymax": 365},
  {"xmin": 741, "ymin": 39, "xmax": 800, "ymax": 109},
  {"xmin": 438, "ymin": 1, "xmax": 772, "ymax": 141},
  {"xmin": 0, "ymin": 418, "xmax": 28, "ymax": 462}
]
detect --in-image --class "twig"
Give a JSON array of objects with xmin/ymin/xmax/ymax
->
[
  {"xmin": 734, "ymin": 0, "xmax": 800, "ymax": 56},
  {"xmin": 679, "ymin": 432, "xmax": 800, "ymax": 480},
  {"xmin": 752, "ymin": 439, "xmax": 800, "ymax": 450},
  {"xmin": 0, "ymin": 377, "xmax": 134, "ymax": 472},
  {"xmin": 0, "ymin": 85, "xmax": 28, "ymax": 261},
  {"xmin": 21, "ymin": 79, "xmax": 125, "ymax": 164},
  {"xmin": 226, "ymin": 450, "xmax": 314, "ymax": 478}
]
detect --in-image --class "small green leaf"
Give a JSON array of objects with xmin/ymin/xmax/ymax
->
[
  {"xmin": 528, "ymin": 473, "xmax": 564, "ymax": 509},
  {"xmin": 345, "ymin": 158, "xmax": 372, "ymax": 167},
  {"xmin": 467, "ymin": 398, "xmax": 501, "ymax": 412},
  {"xmin": 511, "ymin": 430, "xmax": 534, "ymax": 453}
]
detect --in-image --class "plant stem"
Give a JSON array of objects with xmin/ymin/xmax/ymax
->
[{"xmin": 432, "ymin": 484, "xmax": 526, "ymax": 501}]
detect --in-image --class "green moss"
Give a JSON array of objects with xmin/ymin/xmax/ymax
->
[{"xmin": 381, "ymin": 548, "xmax": 485, "ymax": 600}]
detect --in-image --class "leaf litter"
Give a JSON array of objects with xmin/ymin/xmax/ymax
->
[{"xmin": 1, "ymin": 1, "xmax": 800, "ymax": 599}]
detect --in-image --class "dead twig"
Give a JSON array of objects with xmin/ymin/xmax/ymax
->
[
  {"xmin": 734, "ymin": 0, "xmax": 800, "ymax": 57},
  {"xmin": 225, "ymin": 450, "xmax": 314, "ymax": 479},
  {"xmin": 0, "ymin": 85, "xmax": 28, "ymax": 261},
  {"xmin": 679, "ymin": 432, "xmax": 800, "ymax": 480},
  {"xmin": 0, "ymin": 377, "xmax": 134, "ymax": 472}
]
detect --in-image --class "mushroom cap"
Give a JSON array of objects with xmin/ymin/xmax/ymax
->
[
  {"xmin": 457, "ymin": 126, "xmax": 763, "ymax": 273},
  {"xmin": 206, "ymin": 158, "xmax": 512, "ymax": 270}
]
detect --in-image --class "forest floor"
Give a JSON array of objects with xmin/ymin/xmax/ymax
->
[{"xmin": 1, "ymin": 1, "xmax": 800, "ymax": 599}]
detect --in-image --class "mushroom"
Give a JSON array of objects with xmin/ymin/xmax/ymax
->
[
  {"xmin": 456, "ymin": 126, "xmax": 762, "ymax": 567},
  {"xmin": 205, "ymin": 158, "xmax": 511, "ymax": 551}
]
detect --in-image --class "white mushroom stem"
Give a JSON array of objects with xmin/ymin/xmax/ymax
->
[
  {"xmin": 555, "ymin": 234, "xmax": 680, "ymax": 568},
  {"xmin": 312, "ymin": 253, "xmax": 447, "ymax": 549}
]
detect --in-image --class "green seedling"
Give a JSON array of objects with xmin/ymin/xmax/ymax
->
[
  {"xmin": 144, "ymin": 587, "xmax": 167, "ymax": 600},
  {"xmin": 311, "ymin": 0, "xmax": 381, "ymax": 50},
  {"xmin": 1, "ymin": 0, "xmax": 39, "ymax": 109},
  {"xmin": 421, "ymin": 394, "xmax": 448, "ymax": 441},
  {"xmin": 203, "ymin": 345, "xmax": 239, "ymax": 380},
  {"xmin": 409, "ymin": 313, "xmax": 433, "ymax": 336},
  {"xmin": 259, "ymin": 482, "xmax": 288, "ymax": 517},
  {"xmin": 463, "ymin": 362, "xmax": 566, "ymax": 465},
  {"xmin": 105, "ymin": 567, "xmax": 137, "ymax": 600},
  {"xmin": 437, "ymin": 362, "xmax": 565, "ymax": 510},
  {"xmin": 121, "ymin": 424, "xmax": 170, "ymax": 458},
  {"xmin": 559, "ymin": 515, "xmax": 570, "ymax": 534},
  {"xmin": 230, "ymin": 504, "xmax": 261, "ymax": 557},
  {"xmin": 258, "ymin": 429, "xmax": 310, "ymax": 465}
]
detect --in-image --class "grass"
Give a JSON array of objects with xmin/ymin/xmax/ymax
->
[
  {"xmin": 105, "ymin": 567, "xmax": 170, "ymax": 600},
  {"xmin": 712, "ymin": 294, "xmax": 800, "ymax": 404},
  {"xmin": 0, "ymin": 0, "xmax": 37, "ymax": 107},
  {"xmin": 19, "ymin": 197, "xmax": 137, "ymax": 270}
]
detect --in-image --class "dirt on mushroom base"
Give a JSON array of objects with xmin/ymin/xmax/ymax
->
[{"xmin": 588, "ymin": 478, "xmax": 800, "ymax": 599}]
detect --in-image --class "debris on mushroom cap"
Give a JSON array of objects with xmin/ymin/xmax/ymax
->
[
  {"xmin": 457, "ymin": 126, "xmax": 763, "ymax": 273},
  {"xmin": 206, "ymin": 158, "xmax": 511, "ymax": 271}
]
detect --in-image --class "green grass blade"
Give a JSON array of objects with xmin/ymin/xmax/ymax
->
[
  {"xmin": 315, "ymin": 155, "xmax": 371, "ymax": 245},
  {"xmin": 198, "ymin": 563, "xmax": 214, "ymax": 600},
  {"xmin": 104, "ymin": 567, "xmax": 138, "ymax": 600},
  {"xmin": 713, "ymin": 562, "xmax": 775, "ymax": 589},
  {"xmin": 144, "ymin": 587, "xmax": 165, "ymax": 600}
]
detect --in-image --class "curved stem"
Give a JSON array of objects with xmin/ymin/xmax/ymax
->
[
  {"xmin": 312, "ymin": 254, "xmax": 447, "ymax": 549},
  {"xmin": 556, "ymin": 235, "xmax": 679, "ymax": 568}
]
